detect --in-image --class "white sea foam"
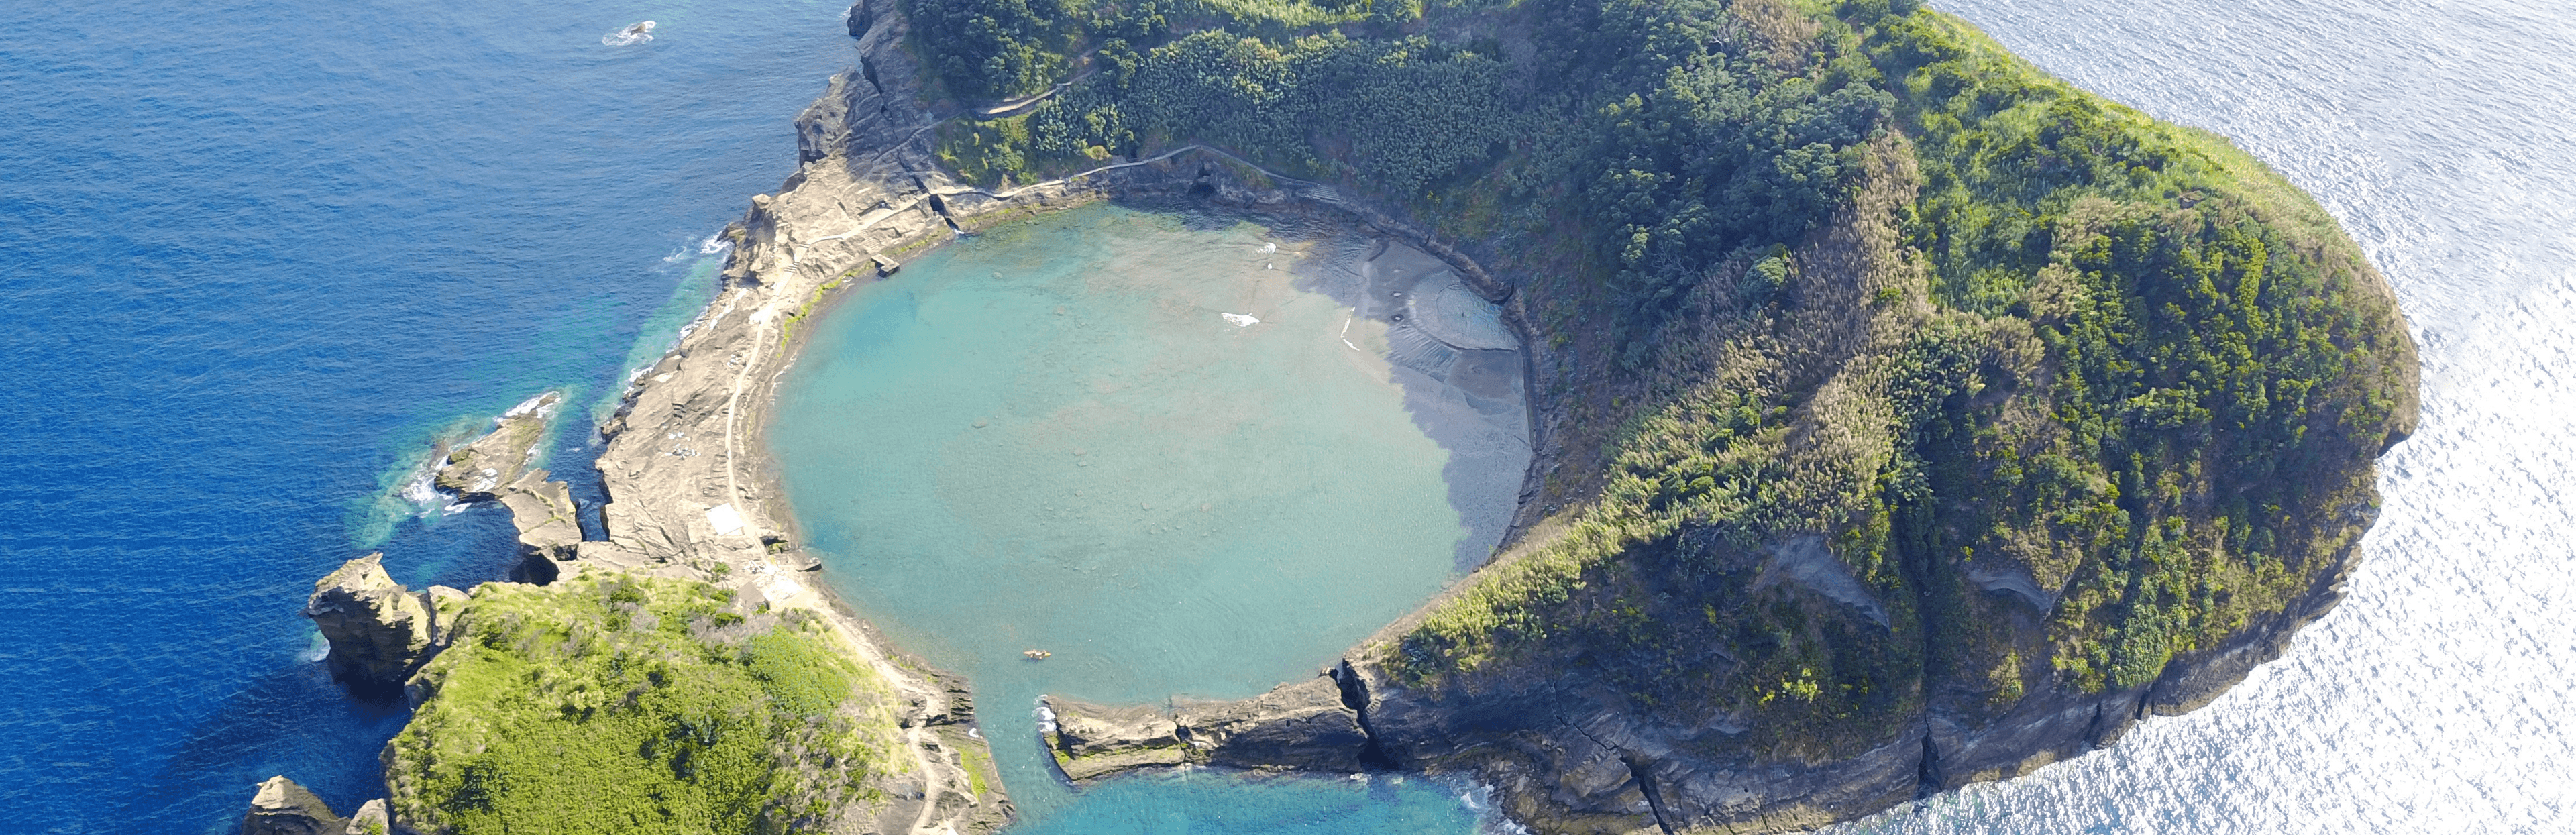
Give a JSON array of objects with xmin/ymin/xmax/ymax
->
[
  {"xmin": 600, "ymin": 20, "xmax": 655, "ymax": 46},
  {"xmin": 296, "ymin": 630, "xmax": 329, "ymax": 663},
  {"xmin": 700, "ymin": 232, "xmax": 732, "ymax": 254},
  {"xmin": 396, "ymin": 466, "xmax": 439, "ymax": 506},
  {"xmin": 501, "ymin": 392, "xmax": 555, "ymax": 419}
]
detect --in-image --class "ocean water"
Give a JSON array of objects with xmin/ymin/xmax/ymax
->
[
  {"xmin": 1, "ymin": 0, "xmax": 2568, "ymax": 833},
  {"xmin": 767, "ymin": 205, "xmax": 1525, "ymax": 832},
  {"xmin": 0, "ymin": 0, "xmax": 854, "ymax": 829}
]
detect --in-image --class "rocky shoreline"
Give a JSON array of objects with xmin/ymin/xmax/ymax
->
[{"xmin": 1044, "ymin": 500, "xmax": 2379, "ymax": 834}]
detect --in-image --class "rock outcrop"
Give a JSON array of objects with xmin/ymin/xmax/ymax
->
[
  {"xmin": 432, "ymin": 391, "xmax": 585, "ymax": 582},
  {"xmin": 343, "ymin": 799, "xmax": 392, "ymax": 835},
  {"xmin": 1044, "ymin": 675, "xmax": 1377, "ymax": 781},
  {"xmin": 303, "ymin": 554, "xmax": 439, "ymax": 700},
  {"xmin": 239, "ymin": 776, "xmax": 345, "ymax": 835},
  {"xmin": 431, "ymin": 392, "xmax": 557, "ymax": 502}
]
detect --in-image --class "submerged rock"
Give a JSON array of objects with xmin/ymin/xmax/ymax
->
[
  {"xmin": 303, "ymin": 553, "xmax": 436, "ymax": 700},
  {"xmin": 239, "ymin": 776, "xmax": 343, "ymax": 835}
]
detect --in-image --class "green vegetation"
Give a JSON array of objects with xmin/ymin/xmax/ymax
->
[
  {"xmin": 907, "ymin": 0, "xmax": 1525, "ymax": 192},
  {"xmin": 908, "ymin": 0, "xmax": 1077, "ymax": 101},
  {"xmin": 896, "ymin": 0, "xmax": 2412, "ymax": 761},
  {"xmin": 1370, "ymin": 0, "xmax": 2409, "ymax": 743},
  {"xmin": 386, "ymin": 576, "xmax": 904, "ymax": 835}
]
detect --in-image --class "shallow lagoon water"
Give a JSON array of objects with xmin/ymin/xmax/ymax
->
[{"xmin": 769, "ymin": 205, "xmax": 1525, "ymax": 830}]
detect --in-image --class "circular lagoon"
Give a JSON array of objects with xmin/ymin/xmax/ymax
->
[{"xmin": 768, "ymin": 204, "xmax": 1529, "ymax": 831}]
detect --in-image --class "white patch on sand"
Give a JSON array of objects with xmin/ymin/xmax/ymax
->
[{"xmin": 706, "ymin": 502, "xmax": 745, "ymax": 536}]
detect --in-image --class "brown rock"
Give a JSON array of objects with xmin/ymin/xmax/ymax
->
[
  {"xmin": 432, "ymin": 392, "xmax": 559, "ymax": 501},
  {"xmin": 240, "ymin": 775, "xmax": 343, "ymax": 835},
  {"xmin": 303, "ymin": 553, "xmax": 435, "ymax": 700},
  {"xmin": 1040, "ymin": 676, "xmax": 1373, "ymax": 782},
  {"xmin": 341, "ymin": 798, "xmax": 392, "ymax": 835}
]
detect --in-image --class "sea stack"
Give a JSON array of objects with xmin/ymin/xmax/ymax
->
[
  {"xmin": 239, "ymin": 776, "xmax": 343, "ymax": 835},
  {"xmin": 303, "ymin": 553, "xmax": 436, "ymax": 700}
]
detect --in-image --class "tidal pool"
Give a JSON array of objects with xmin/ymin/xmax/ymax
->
[{"xmin": 768, "ymin": 204, "xmax": 1529, "ymax": 832}]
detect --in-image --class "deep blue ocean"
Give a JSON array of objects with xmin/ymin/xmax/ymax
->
[
  {"xmin": 3, "ymin": 0, "xmax": 2569, "ymax": 833},
  {"xmin": 0, "ymin": 0, "xmax": 848, "ymax": 828}
]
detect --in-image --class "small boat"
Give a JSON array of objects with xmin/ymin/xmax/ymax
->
[{"xmin": 1023, "ymin": 649, "xmax": 1051, "ymax": 660}]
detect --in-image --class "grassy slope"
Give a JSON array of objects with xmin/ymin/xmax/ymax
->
[{"xmin": 386, "ymin": 576, "xmax": 906, "ymax": 834}]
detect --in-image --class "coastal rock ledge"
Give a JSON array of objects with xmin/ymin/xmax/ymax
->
[{"xmin": 1041, "ymin": 672, "xmax": 1376, "ymax": 781}]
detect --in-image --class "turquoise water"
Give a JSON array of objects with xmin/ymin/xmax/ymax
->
[{"xmin": 769, "ymin": 205, "xmax": 1520, "ymax": 832}]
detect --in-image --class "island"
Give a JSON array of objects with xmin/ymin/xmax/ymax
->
[{"xmin": 248, "ymin": 0, "xmax": 2417, "ymax": 832}]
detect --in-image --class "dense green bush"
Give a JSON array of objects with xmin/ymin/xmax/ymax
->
[
  {"xmin": 905, "ymin": 0, "xmax": 1073, "ymax": 101},
  {"xmin": 1535, "ymin": 0, "xmax": 1896, "ymax": 325},
  {"xmin": 386, "ymin": 577, "xmax": 902, "ymax": 835}
]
